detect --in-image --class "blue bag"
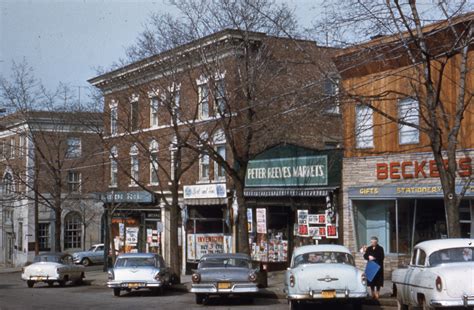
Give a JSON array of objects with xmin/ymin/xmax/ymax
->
[{"xmin": 365, "ymin": 261, "xmax": 381, "ymax": 282}]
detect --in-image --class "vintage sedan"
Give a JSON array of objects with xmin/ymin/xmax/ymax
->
[
  {"xmin": 72, "ymin": 243, "xmax": 105, "ymax": 266},
  {"xmin": 393, "ymin": 238, "xmax": 474, "ymax": 309},
  {"xmin": 21, "ymin": 253, "xmax": 85, "ymax": 288},
  {"xmin": 190, "ymin": 253, "xmax": 264, "ymax": 304},
  {"xmin": 284, "ymin": 245, "xmax": 367, "ymax": 310},
  {"xmin": 107, "ymin": 253, "xmax": 172, "ymax": 297}
]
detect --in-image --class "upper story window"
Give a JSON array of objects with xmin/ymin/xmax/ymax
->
[
  {"xmin": 66, "ymin": 137, "xmax": 82, "ymax": 158},
  {"xmin": 199, "ymin": 153, "xmax": 210, "ymax": 181},
  {"xmin": 110, "ymin": 146, "xmax": 118, "ymax": 187},
  {"xmin": 130, "ymin": 94, "xmax": 140, "ymax": 132},
  {"xmin": 197, "ymin": 76, "xmax": 209, "ymax": 120},
  {"xmin": 355, "ymin": 105, "xmax": 374, "ymax": 149},
  {"xmin": 213, "ymin": 130, "xmax": 226, "ymax": 181},
  {"xmin": 130, "ymin": 144, "xmax": 139, "ymax": 186},
  {"xmin": 170, "ymin": 83, "xmax": 181, "ymax": 121},
  {"xmin": 215, "ymin": 74, "xmax": 226, "ymax": 115},
  {"xmin": 150, "ymin": 97, "xmax": 159, "ymax": 128},
  {"xmin": 398, "ymin": 98, "xmax": 420, "ymax": 145},
  {"xmin": 170, "ymin": 136, "xmax": 178, "ymax": 181},
  {"xmin": 3, "ymin": 172, "xmax": 14, "ymax": 195},
  {"xmin": 67, "ymin": 170, "xmax": 81, "ymax": 193},
  {"xmin": 324, "ymin": 77, "xmax": 340, "ymax": 114},
  {"xmin": 10, "ymin": 138, "xmax": 15, "ymax": 159},
  {"xmin": 19, "ymin": 134, "xmax": 25, "ymax": 158},
  {"xmin": 110, "ymin": 100, "xmax": 118, "ymax": 135},
  {"xmin": 149, "ymin": 140, "xmax": 159, "ymax": 185}
]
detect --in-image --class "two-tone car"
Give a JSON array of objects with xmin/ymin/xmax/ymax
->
[
  {"xmin": 107, "ymin": 253, "xmax": 172, "ymax": 297},
  {"xmin": 284, "ymin": 244, "xmax": 367, "ymax": 310},
  {"xmin": 190, "ymin": 253, "xmax": 264, "ymax": 304},
  {"xmin": 72, "ymin": 243, "xmax": 104, "ymax": 266},
  {"xmin": 21, "ymin": 253, "xmax": 85, "ymax": 288},
  {"xmin": 393, "ymin": 238, "xmax": 474, "ymax": 309}
]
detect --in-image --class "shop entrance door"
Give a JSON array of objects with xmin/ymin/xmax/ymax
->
[{"xmin": 144, "ymin": 220, "xmax": 161, "ymax": 254}]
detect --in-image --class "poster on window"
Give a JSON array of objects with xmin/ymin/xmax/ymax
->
[
  {"xmin": 298, "ymin": 224, "xmax": 309, "ymax": 236},
  {"xmin": 309, "ymin": 226, "xmax": 320, "ymax": 239},
  {"xmin": 308, "ymin": 214, "xmax": 319, "ymax": 224},
  {"xmin": 247, "ymin": 208, "xmax": 253, "ymax": 233},
  {"xmin": 256, "ymin": 208, "xmax": 267, "ymax": 234},
  {"xmin": 125, "ymin": 227, "xmax": 139, "ymax": 245},
  {"xmin": 326, "ymin": 225, "xmax": 338, "ymax": 239},
  {"xmin": 297, "ymin": 210, "xmax": 308, "ymax": 225},
  {"xmin": 187, "ymin": 233, "xmax": 232, "ymax": 261}
]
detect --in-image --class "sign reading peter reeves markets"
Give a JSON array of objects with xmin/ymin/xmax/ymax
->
[{"xmin": 245, "ymin": 156, "xmax": 328, "ymax": 187}]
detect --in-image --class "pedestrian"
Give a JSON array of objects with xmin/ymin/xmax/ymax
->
[{"xmin": 362, "ymin": 236, "xmax": 384, "ymax": 299}]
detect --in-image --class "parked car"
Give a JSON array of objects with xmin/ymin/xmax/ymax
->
[
  {"xmin": 72, "ymin": 243, "xmax": 105, "ymax": 266},
  {"xmin": 393, "ymin": 238, "xmax": 474, "ymax": 309},
  {"xmin": 190, "ymin": 253, "xmax": 264, "ymax": 304},
  {"xmin": 107, "ymin": 253, "xmax": 172, "ymax": 297},
  {"xmin": 284, "ymin": 244, "xmax": 367, "ymax": 310},
  {"xmin": 21, "ymin": 253, "xmax": 85, "ymax": 288}
]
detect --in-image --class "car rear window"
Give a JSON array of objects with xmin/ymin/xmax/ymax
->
[
  {"xmin": 115, "ymin": 257, "xmax": 156, "ymax": 267},
  {"xmin": 429, "ymin": 247, "xmax": 474, "ymax": 266},
  {"xmin": 292, "ymin": 252, "xmax": 355, "ymax": 268},
  {"xmin": 34, "ymin": 255, "xmax": 61, "ymax": 263},
  {"xmin": 198, "ymin": 258, "xmax": 250, "ymax": 269}
]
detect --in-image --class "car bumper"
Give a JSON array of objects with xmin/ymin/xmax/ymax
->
[
  {"xmin": 107, "ymin": 281, "xmax": 163, "ymax": 289},
  {"xmin": 22, "ymin": 275, "xmax": 60, "ymax": 282},
  {"xmin": 190, "ymin": 283, "xmax": 259, "ymax": 294},
  {"xmin": 431, "ymin": 295, "xmax": 474, "ymax": 307},
  {"xmin": 287, "ymin": 289, "xmax": 368, "ymax": 300}
]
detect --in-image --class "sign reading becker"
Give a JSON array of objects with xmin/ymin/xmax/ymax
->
[{"xmin": 376, "ymin": 157, "xmax": 472, "ymax": 180}]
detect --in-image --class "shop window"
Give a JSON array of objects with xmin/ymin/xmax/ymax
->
[
  {"xmin": 150, "ymin": 97, "xmax": 159, "ymax": 127},
  {"xmin": 64, "ymin": 212, "xmax": 82, "ymax": 249},
  {"xmin": 197, "ymin": 78, "xmax": 209, "ymax": 120},
  {"xmin": 398, "ymin": 98, "xmax": 419, "ymax": 145},
  {"xmin": 67, "ymin": 170, "xmax": 81, "ymax": 193},
  {"xmin": 38, "ymin": 223, "xmax": 50, "ymax": 251},
  {"xmin": 149, "ymin": 140, "xmax": 159, "ymax": 185},
  {"xmin": 355, "ymin": 105, "xmax": 373, "ymax": 149},
  {"xmin": 110, "ymin": 146, "xmax": 118, "ymax": 187},
  {"xmin": 66, "ymin": 137, "xmax": 81, "ymax": 158}
]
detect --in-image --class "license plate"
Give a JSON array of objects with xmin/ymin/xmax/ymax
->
[
  {"xmin": 321, "ymin": 290, "xmax": 336, "ymax": 298},
  {"xmin": 127, "ymin": 283, "xmax": 141, "ymax": 288},
  {"xmin": 33, "ymin": 276, "xmax": 45, "ymax": 281},
  {"xmin": 217, "ymin": 282, "xmax": 232, "ymax": 290}
]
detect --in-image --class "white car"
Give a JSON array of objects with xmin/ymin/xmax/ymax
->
[
  {"xmin": 21, "ymin": 253, "xmax": 85, "ymax": 288},
  {"xmin": 284, "ymin": 244, "xmax": 368, "ymax": 310},
  {"xmin": 393, "ymin": 238, "xmax": 474, "ymax": 309}
]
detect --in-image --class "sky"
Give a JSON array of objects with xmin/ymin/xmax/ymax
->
[{"xmin": 0, "ymin": 0, "xmax": 319, "ymax": 94}]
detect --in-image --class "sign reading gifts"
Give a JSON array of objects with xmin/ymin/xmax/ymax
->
[{"xmin": 245, "ymin": 156, "xmax": 328, "ymax": 187}]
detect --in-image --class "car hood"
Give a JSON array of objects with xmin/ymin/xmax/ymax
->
[
  {"xmin": 435, "ymin": 263, "xmax": 474, "ymax": 298},
  {"xmin": 290, "ymin": 264, "xmax": 362, "ymax": 292},
  {"xmin": 113, "ymin": 266, "xmax": 160, "ymax": 282},
  {"xmin": 198, "ymin": 267, "xmax": 252, "ymax": 283}
]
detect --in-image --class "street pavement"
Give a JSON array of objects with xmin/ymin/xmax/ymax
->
[{"xmin": 0, "ymin": 267, "xmax": 396, "ymax": 310}]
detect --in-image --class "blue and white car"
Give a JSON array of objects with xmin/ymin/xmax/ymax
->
[
  {"xmin": 284, "ymin": 245, "xmax": 367, "ymax": 310},
  {"xmin": 107, "ymin": 253, "xmax": 172, "ymax": 297},
  {"xmin": 72, "ymin": 244, "xmax": 105, "ymax": 266}
]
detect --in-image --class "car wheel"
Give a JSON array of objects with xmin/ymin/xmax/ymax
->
[
  {"xmin": 81, "ymin": 258, "xmax": 92, "ymax": 267},
  {"xmin": 152, "ymin": 287, "xmax": 164, "ymax": 296},
  {"xmin": 195, "ymin": 294, "xmax": 205, "ymax": 305},
  {"xmin": 397, "ymin": 299, "xmax": 409, "ymax": 310},
  {"xmin": 26, "ymin": 281, "xmax": 34, "ymax": 288},
  {"xmin": 58, "ymin": 279, "xmax": 67, "ymax": 287},
  {"xmin": 289, "ymin": 300, "xmax": 299, "ymax": 310},
  {"xmin": 420, "ymin": 297, "xmax": 432, "ymax": 310},
  {"xmin": 47, "ymin": 281, "xmax": 54, "ymax": 287},
  {"xmin": 113, "ymin": 288, "xmax": 121, "ymax": 297}
]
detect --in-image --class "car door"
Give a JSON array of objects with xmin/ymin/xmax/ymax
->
[
  {"xmin": 397, "ymin": 249, "xmax": 419, "ymax": 306},
  {"xmin": 411, "ymin": 249, "xmax": 430, "ymax": 306},
  {"xmin": 92, "ymin": 246, "xmax": 105, "ymax": 263}
]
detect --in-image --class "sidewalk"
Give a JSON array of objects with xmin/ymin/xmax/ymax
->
[{"xmin": 0, "ymin": 266, "xmax": 22, "ymax": 274}]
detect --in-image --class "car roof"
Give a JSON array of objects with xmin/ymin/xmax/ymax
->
[
  {"xmin": 292, "ymin": 244, "xmax": 351, "ymax": 257},
  {"xmin": 37, "ymin": 252, "xmax": 69, "ymax": 257},
  {"xmin": 92, "ymin": 243, "xmax": 104, "ymax": 247},
  {"xmin": 415, "ymin": 238, "xmax": 474, "ymax": 256},
  {"xmin": 200, "ymin": 253, "xmax": 250, "ymax": 260},
  {"xmin": 116, "ymin": 253, "xmax": 160, "ymax": 259}
]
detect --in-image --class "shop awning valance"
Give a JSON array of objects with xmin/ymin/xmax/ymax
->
[
  {"xmin": 244, "ymin": 187, "xmax": 338, "ymax": 197},
  {"xmin": 184, "ymin": 198, "xmax": 228, "ymax": 205}
]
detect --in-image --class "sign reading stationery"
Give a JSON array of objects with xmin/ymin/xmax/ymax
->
[{"xmin": 245, "ymin": 156, "xmax": 328, "ymax": 187}]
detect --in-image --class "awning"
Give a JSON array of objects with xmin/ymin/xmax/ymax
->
[
  {"xmin": 184, "ymin": 198, "xmax": 228, "ymax": 206},
  {"xmin": 244, "ymin": 187, "xmax": 338, "ymax": 197}
]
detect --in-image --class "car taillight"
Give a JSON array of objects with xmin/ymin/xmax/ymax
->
[
  {"xmin": 289, "ymin": 274, "xmax": 295, "ymax": 287},
  {"xmin": 248, "ymin": 272, "xmax": 257, "ymax": 282},
  {"xmin": 192, "ymin": 273, "xmax": 201, "ymax": 284},
  {"xmin": 107, "ymin": 271, "xmax": 114, "ymax": 280},
  {"xmin": 436, "ymin": 276, "xmax": 442, "ymax": 291},
  {"xmin": 361, "ymin": 273, "xmax": 367, "ymax": 286},
  {"xmin": 154, "ymin": 273, "xmax": 161, "ymax": 281}
]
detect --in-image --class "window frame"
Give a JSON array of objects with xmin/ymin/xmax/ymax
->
[
  {"xmin": 197, "ymin": 78, "xmax": 210, "ymax": 120},
  {"xmin": 66, "ymin": 137, "xmax": 82, "ymax": 158},
  {"xmin": 67, "ymin": 170, "xmax": 81, "ymax": 193},
  {"xmin": 214, "ymin": 144, "xmax": 226, "ymax": 181},
  {"xmin": 398, "ymin": 98, "xmax": 420, "ymax": 145},
  {"xmin": 130, "ymin": 95, "xmax": 140, "ymax": 132},
  {"xmin": 109, "ymin": 146, "xmax": 118, "ymax": 188},
  {"xmin": 149, "ymin": 141, "xmax": 159, "ymax": 185},
  {"xmin": 214, "ymin": 77, "xmax": 226, "ymax": 115},
  {"xmin": 355, "ymin": 104, "xmax": 374, "ymax": 149},
  {"xmin": 150, "ymin": 96, "xmax": 160, "ymax": 128},
  {"xmin": 64, "ymin": 212, "xmax": 82, "ymax": 249},
  {"xmin": 38, "ymin": 223, "xmax": 50, "ymax": 251},
  {"xmin": 130, "ymin": 145, "xmax": 139, "ymax": 186}
]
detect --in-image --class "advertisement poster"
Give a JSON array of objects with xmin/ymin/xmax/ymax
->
[
  {"xmin": 247, "ymin": 208, "xmax": 253, "ymax": 233},
  {"xmin": 256, "ymin": 208, "xmax": 267, "ymax": 234},
  {"xmin": 125, "ymin": 227, "xmax": 139, "ymax": 245},
  {"xmin": 318, "ymin": 214, "xmax": 326, "ymax": 224},
  {"xmin": 326, "ymin": 225, "xmax": 338, "ymax": 239},
  {"xmin": 308, "ymin": 214, "xmax": 319, "ymax": 224},
  {"xmin": 298, "ymin": 224, "xmax": 309, "ymax": 236},
  {"xmin": 187, "ymin": 234, "xmax": 232, "ymax": 261},
  {"xmin": 297, "ymin": 210, "xmax": 308, "ymax": 225}
]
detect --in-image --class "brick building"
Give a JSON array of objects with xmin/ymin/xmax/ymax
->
[
  {"xmin": 0, "ymin": 111, "xmax": 104, "ymax": 267},
  {"xmin": 334, "ymin": 14, "xmax": 474, "ymax": 275},
  {"xmin": 89, "ymin": 29, "xmax": 342, "ymax": 272}
]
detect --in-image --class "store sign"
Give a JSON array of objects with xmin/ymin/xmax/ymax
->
[
  {"xmin": 376, "ymin": 157, "xmax": 472, "ymax": 180},
  {"xmin": 187, "ymin": 233, "xmax": 232, "ymax": 261},
  {"xmin": 245, "ymin": 156, "xmax": 328, "ymax": 187},
  {"xmin": 348, "ymin": 184, "xmax": 474, "ymax": 198},
  {"xmin": 183, "ymin": 184, "xmax": 227, "ymax": 199},
  {"xmin": 99, "ymin": 191, "xmax": 154, "ymax": 203}
]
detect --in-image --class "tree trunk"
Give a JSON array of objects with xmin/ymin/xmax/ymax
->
[
  {"xmin": 107, "ymin": 208, "xmax": 116, "ymax": 264},
  {"xmin": 54, "ymin": 207, "xmax": 61, "ymax": 252},
  {"xmin": 169, "ymin": 182, "xmax": 181, "ymax": 281},
  {"xmin": 235, "ymin": 178, "xmax": 249, "ymax": 255}
]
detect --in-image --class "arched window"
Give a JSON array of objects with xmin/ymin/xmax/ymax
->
[
  {"xmin": 109, "ymin": 146, "xmax": 118, "ymax": 187},
  {"xmin": 130, "ymin": 144, "xmax": 139, "ymax": 185},
  {"xmin": 149, "ymin": 140, "xmax": 159, "ymax": 185},
  {"xmin": 64, "ymin": 212, "xmax": 82, "ymax": 249},
  {"xmin": 3, "ymin": 172, "xmax": 14, "ymax": 195}
]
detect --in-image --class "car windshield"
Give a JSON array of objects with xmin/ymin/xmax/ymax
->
[
  {"xmin": 429, "ymin": 247, "xmax": 474, "ymax": 266},
  {"xmin": 293, "ymin": 252, "xmax": 355, "ymax": 267},
  {"xmin": 88, "ymin": 246, "xmax": 96, "ymax": 251},
  {"xmin": 115, "ymin": 257, "xmax": 155, "ymax": 267},
  {"xmin": 198, "ymin": 257, "xmax": 251, "ymax": 269},
  {"xmin": 34, "ymin": 255, "xmax": 62, "ymax": 263}
]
